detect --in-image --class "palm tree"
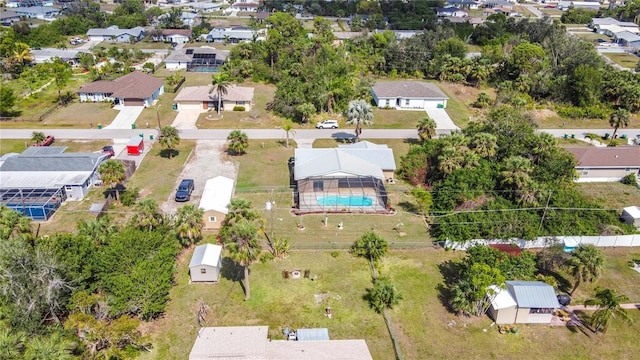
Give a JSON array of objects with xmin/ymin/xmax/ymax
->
[
  {"xmin": 532, "ymin": 132, "xmax": 557, "ymax": 164},
  {"xmin": 568, "ymin": 244, "xmax": 604, "ymax": 295},
  {"xmin": 0, "ymin": 328, "xmax": 26, "ymax": 359},
  {"xmin": 437, "ymin": 146, "xmax": 465, "ymax": 175},
  {"xmin": 296, "ymin": 102, "xmax": 315, "ymax": 124},
  {"xmin": 226, "ymin": 219, "xmax": 262, "ymax": 300},
  {"xmin": 0, "ymin": 204, "xmax": 32, "ymax": 240},
  {"xmin": 210, "ymin": 72, "xmax": 231, "ymax": 115},
  {"xmin": 24, "ymin": 332, "xmax": 74, "ymax": 360},
  {"xmin": 175, "ymin": 204, "xmax": 204, "ymax": 247},
  {"xmin": 227, "ymin": 129, "xmax": 249, "ymax": 155},
  {"xmin": 346, "ymin": 99, "xmax": 374, "ymax": 142},
  {"xmin": 366, "ymin": 277, "xmax": 403, "ymax": 313},
  {"xmin": 76, "ymin": 216, "xmax": 116, "ymax": 244},
  {"xmin": 98, "ymin": 159, "xmax": 126, "ymax": 201},
  {"xmin": 584, "ymin": 288, "xmax": 632, "ymax": 334},
  {"xmin": 159, "ymin": 125, "xmax": 180, "ymax": 159},
  {"xmin": 31, "ymin": 131, "xmax": 45, "ymax": 145},
  {"xmin": 133, "ymin": 198, "xmax": 164, "ymax": 232},
  {"xmin": 470, "ymin": 132, "xmax": 498, "ymax": 158},
  {"xmin": 350, "ymin": 230, "xmax": 389, "ymax": 280},
  {"xmin": 609, "ymin": 108, "xmax": 630, "ymax": 140},
  {"xmin": 282, "ymin": 120, "xmax": 295, "ymax": 148},
  {"xmin": 500, "ymin": 156, "xmax": 533, "ymax": 191},
  {"xmin": 417, "ymin": 116, "xmax": 437, "ymax": 142}
]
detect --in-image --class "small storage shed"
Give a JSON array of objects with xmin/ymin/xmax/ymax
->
[
  {"xmin": 622, "ymin": 206, "xmax": 640, "ymax": 227},
  {"xmin": 487, "ymin": 285, "xmax": 518, "ymax": 324},
  {"xmin": 296, "ymin": 328, "xmax": 330, "ymax": 341},
  {"xmin": 189, "ymin": 244, "xmax": 223, "ymax": 282},
  {"xmin": 126, "ymin": 137, "xmax": 144, "ymax": 155}
]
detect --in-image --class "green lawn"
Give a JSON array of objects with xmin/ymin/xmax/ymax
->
[
  {"xmin": 0, "ymin": 139, "xmax": 112, "ymax": 156},
  {"xmin": 576, "ymin": 182, "xmax": 640, "ymax": 211},
  {"xmin": 141, "ymin": 248, "xmax": 640, "ymax": 360},
  {"xmin": 603, "ymin": 53, "xmax": 639, "ymax": 69}
]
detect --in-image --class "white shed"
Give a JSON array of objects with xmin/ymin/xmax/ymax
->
[
  {"xmin": 189, "ymin": 244, "xmax": 223, "ymax": 282},
  {"xmin": 622, "ymin": 206, "xmax": 640, "ymax": 227},
  {"xmin": 487, "ymin": 285, "xmax": 517, "ymax": 324}
]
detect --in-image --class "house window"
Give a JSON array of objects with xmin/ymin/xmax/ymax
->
[
  {"xmin": 582, "ymin": 168, "xmax": 589, "ymax": 176},
  {"xmin": 625, "ymin": 168, "xmax": 630, "ymax": 172},
  {"xmin": 236, "ymin": 101, "xmax": 245, "ymax": 105},
  {"xmin": 200, "ymin": 268, "xmax": 206, "ymax": 274},
  {"xmin": 405, "ymin": 99, "xmax": 410, "ymax": 105},
  {"xmin": 313, "ymin": 180, "xmax": 324, "ymax": 191},
  {"xmin": 208, "ymin": 216, "xmax": 217, "ymax": 222},
  {"xmin": 385, "ymin": 99, "xmax": 390, "ymax": 107}
]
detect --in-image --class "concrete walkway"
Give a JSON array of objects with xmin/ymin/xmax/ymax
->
[
  {"xmin": 104, "ymin": 106, "xmax": 145, "ymax": 129},
  {"xmin": 568, "ymin": 303, "xmax": 640, "ymax": 311}
]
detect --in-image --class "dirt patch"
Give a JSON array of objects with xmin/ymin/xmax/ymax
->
[
  {"xmin": 528, "ymin": 108, "xmax": 557, "ymax": 120},
  {"xmin": 160, "ymin": 140, "xmax": 237, "ymax": 214},
  {"xmin": 314, "ymin": 293, "xmax": 330, "ymax": 304}
]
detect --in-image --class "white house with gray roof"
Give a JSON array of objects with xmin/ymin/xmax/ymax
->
[
  {"xmin": 488, "ymin": 281, "xmax": 561, "ymax": 325},
  {"xmin": 86, "ymin": 26, "xmax": 146, "ymax": 43},
  {"xmin": 30, "ymin": 49, "xmax": 85, "ymax": 66},
  {"xmin": 189, "ymin": 243, "xmax": 223, "ymax": 282},
  {"xmin": 203, "ymin": 27, "xmax": 259, "ymax": 43},
  {"xmin": 0, "ymin": 147, "xmax": 108, "ymax": 220},
  {"xmin": 293, "ymin": 142, "xmax": 395, "ymax": 214},
  {"xmin": 164, "ymin": 46, "xmax": 230, "ymax": 71},
  {"xmin": 614, "ymin": 31, "xmax": 640, "ymax": 48},
  {"xmin": 371, "ymin": 81, "xmax": 449, "ymax": 110},
  {"xmin": 13, "ymin": 6, "xmax": 60, "ymax": 19}
]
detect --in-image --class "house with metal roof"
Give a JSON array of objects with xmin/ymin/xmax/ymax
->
[
  {"xmin": 614, "ymin": 30, "xmax": 640, "ymax": 48},
  {"xmin": 0, "ymin": 10, "xmax": 21, "ymax": 24},
  {"xmin": 189, "ymin": 326, "xmax": 373, "ymax": 360},
  {"xmin": 30, "ymin": 49, "xmax": 84, "ymax": 65},
  {"xmin": 565, "ymin": 147, "xmax": 640, "ymax": 182},
  {"xmin": 0, "ymin": 147, "xmax": 108, "ymax": 220},
  {"xmin": 293, "ymin": 142, "xmax": 394, "ymax": 214},
  {"xmin": 86, "ymin": 26, "xmax": 146, "ymax": 43},
  {"xmin": 590, "ymin": 17, "xmax": 638, "ymax": 29},
  {"xmin": 371, "ymin": 81, "xmax": 449, "ymax": 110},
  {"xmin": 203, "ymin": 27, "xmax": 259, "ymax": 43},
  {"xmin": 78, "ymin": 71, "xmax": 164, "ymax": 107},
  {"xmin": 189, "ymin": 243, "xmax": 223, "ymax": 282},
  {"xmin": 488, "ymin": 281, "xmax": 560, "ymax": 324},
  {"xmin": 12, "ymin": 6, "xmax": 60, "ymax": 19},
  {"xmin": 164, "ymin": 46, "xmax": 230, "ymax": 71},
  {"xmin": 198, "ymin": 176, "xmax": 235, "ymax": 230}
]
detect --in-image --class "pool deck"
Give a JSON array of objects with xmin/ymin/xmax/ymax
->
[{"xmin": 296, "ymin": 190, "xmax": 389, "ymax": 214}]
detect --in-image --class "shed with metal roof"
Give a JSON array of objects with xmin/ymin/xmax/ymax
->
[
  {"xmin": 199, "ymin": 176, "xmax": 235, "ymax": 230},
  {"xmin": 189, "ymin": 244, "xmax": 223, "ymax": 282}
]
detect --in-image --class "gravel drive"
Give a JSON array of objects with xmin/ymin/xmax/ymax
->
[{"xmin": 161, "ymin": 140, "xmax": 237, "ymax": 214}]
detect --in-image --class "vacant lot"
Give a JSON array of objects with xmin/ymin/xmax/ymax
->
[
  {"xmin": 141, "ymin": 248, "xmax": 640, "ymax": 360},
  {"xmin": 603, "ymin": 53, "xmax": 639, "ymax": 69}
]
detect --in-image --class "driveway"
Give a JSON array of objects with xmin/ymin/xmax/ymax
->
[
  {"xmin": 171, "ymin": 109, "xmax": 205, "ymax": 130},
  {"xmin": 160, "ymin": 140, "xmax": 237, "ymax": 215},
  {"xmin": 425, "ymin": 108, "xmax": 460, "ymax": 131},
  {"xmin": 104, "ymin": 106, "xmax": 144, "ymax": 129}
]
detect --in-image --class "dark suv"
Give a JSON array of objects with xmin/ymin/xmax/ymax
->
[{"xmin": 175, "ymin": 179, "xmax": 194, "ymax": 202}]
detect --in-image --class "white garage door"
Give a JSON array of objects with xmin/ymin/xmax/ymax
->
[
  {"xmin": 424, "ymin": 100, "xmax": 442, "ymax": 109},
  {"xmin": 179, "ymin": 102, "xmax": 203, "ymax": 110}
]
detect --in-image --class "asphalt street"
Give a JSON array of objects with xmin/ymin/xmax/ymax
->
[{"xmin": 1, "ymin": 128, "xmax": 638, "ymax": 141}]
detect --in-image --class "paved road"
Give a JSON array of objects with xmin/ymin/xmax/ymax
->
[
  {"xmin": 1, "ymin": 128, "xmax": 638, "ymax": 141},
  {"xmin": 523, "ymin": 4, "xmax": 543, "ymax": 18}
]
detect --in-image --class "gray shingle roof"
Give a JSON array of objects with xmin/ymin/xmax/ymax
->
[
  {"xmin": 294, "ymin": 149, "xmax": 384, "ymax": 180},
  {"xmin": 505, "ymin": 281, "xmax": 560, "ymax": 309},
  {"xmin": 0, "ymin": 152, "xmax": 105, "ymax": 172},
  {"xmin": 371, "ymin": 81, "xmax": 448, "ymax": 99},
  {"xmin": 296, "ymin": 144, "xmax": 395, "ymax": 173},
  {"xmin": 78, "ymin": 71, "xmax": 163, "ymax": 99}
]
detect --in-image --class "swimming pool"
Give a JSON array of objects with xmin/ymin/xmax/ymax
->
[{"xmin": 317, "ymin": 195, "xmax": 373, "ymax": 207}]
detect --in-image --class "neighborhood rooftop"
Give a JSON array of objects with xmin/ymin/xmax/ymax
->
[
  {"xmin": 371, "ymin": 81, "xmax": 448, "ymax": 99},
  {"xmin": 79, "ymin": 71, "xmax": 164, "ymax": 99},
  {"xmin": 189, "ymin": 244, "xmax": 223, "ymax": 268},
  {"xmin": 505, "ymin": 281, "xmax": 561, "ymax": 309},
  {"xmin": 198, "ymin": 176, "xmax": 235, "ymax": 214},
  {"xmin": 174, "ymin": 85, "xmax": 253, "ymax": 103},
  {"xmin": 294, "ymin": 149, "xmax": 385, "ymax": 180},
  {"xmin": 565, "ymin": 147, "xmax": 640, "ymax": 167}
]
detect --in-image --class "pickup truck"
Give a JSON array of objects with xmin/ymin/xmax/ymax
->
[{"xmin": 33, "ymin": 135, "xmax": 55, "ymax": 146}]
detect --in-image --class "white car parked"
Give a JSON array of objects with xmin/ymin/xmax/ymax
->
[{"xmin": 315, "ymin": 120, "xmax": 339, "ymax": 129}]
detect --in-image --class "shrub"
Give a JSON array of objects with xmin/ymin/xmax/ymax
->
[
  {"xmin": 330, "ymin": 250, "xmax": 340, "ymax": 258},
  {"xmin": 621, "ymin": 173, "xmax": 637, "ymax": 185},
  {"xmin": 260, "ymin": 252, "xmax": 275, "ymax": 263},
  {"xmin": 120, "ymin": 187, "xmax": 140, "ymax": 207},
  {"xmin": 233, "ymin": 106, "xmax": 246, "ymax": 111},
  {"xmin": 555, "ymin": 105, "xmax": 610, "ymax": 119}
]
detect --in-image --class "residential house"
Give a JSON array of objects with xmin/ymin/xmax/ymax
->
[
  {"xmin": 488, "ymin": 281, "xmax": 561, "ymax": 324},
  {"xmin": 596, "ymin": 23, "xmax": 640, "ymax": 37},
  {"xmin": 180, "ymin": 11, "xmax": 198, "ymax": 28},
  {"xmin": 293, "ymin": 143, "xmax": 395, "ymax": 214},
  {"xmin": 164, "ymin": 47, "xmax": 230, "ymax": 71},
  {"xmin": 78, "ymin": 71, "xmax": 164, "ymax": 107},
  {"xmin": 13, "ymin": 6, "xmax": 60, "ymax": 19},
  {"xmin": 189, "ymin": 244, "xmax": 223, "ymax": 282},
  {"xmin": 227, "ymin": 1, "xmax": 259, "ymax": 12},
  {"xmin": 566, "ymin": 147, "xmax": 640, "ymax": 182},
  {"xmin": 0, "ymin": 11, "xmax": 21, "ymax": 25},
  {"xmin": 0, "ymin": 147, "xmax": 109, "ymax": 220},
  {"xmin": 622, "ymin": 206, "xmax": 640, "ymax": 227},
  {"xmin": 30, "ymin": 49, "xmax": 84, "ymax": 66},
  {"xmin": 159, "ymin": 29, "xmax": 192, "ymax": 44},
  {"xmin": 590, "ymin": 17, "xmax": 638, "ymax": 30},
  {"xmin": 371, "ymin": 80, "xmax": 449, "ymax": 110},
  {"xmin": 557, "ymin": 1, "xmax": 602, "ymax": 11},
  {"xmin": 373, "ymin": 29, "xmax": 422, "ymax": 40},
  {"xmin": 198, "ymin": 176, "xmax": 235, "ymax": 230},
  {"xmin": 483, "ymin": 7, "xmax": 514, "ymax": 17},
  {"xmin": 614, "ymin": 30, "xmax": 640, "ymax": 48},
  {"xmin": 86, "ymin": 26, "xmax": 146, "ymax": 43},
  {"xmin": 189, "ymin": 326, "xmax": 373, "ymax": 360},
  {"xmin": 190, "ymin": 2, "xmax": 223, "ymax": 12},
  {"xmin": 5, "ymin": 0, "xmax": 53, "ymax": 6},
  {"xmin": 483, "ymin": 0, "xmax": 513, "ymax": 9},
  {"xmin": 203, "ymin": 27, "xmax": 257, "ymax": 43},
  {"xmin": 436, "ymin": 7, "xmax": 469, "ymax": 18},
  {"xmin": 174, "ymin": 85, "xmax": 253, "ymax": 112},
  {"xmin": 446, "ymin": 0, "xmax": 480, "ymax": 9}
]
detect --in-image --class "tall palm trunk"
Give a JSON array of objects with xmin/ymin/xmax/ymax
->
[{"xmin": 244, "ymin": 265, "xmax": 251, "ymax": 300}]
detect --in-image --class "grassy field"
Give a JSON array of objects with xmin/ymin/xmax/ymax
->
[
  {"xmin": 576, "ymin": 182, "xmax": 640, "ymax": 211},
  {"xmin": 140, "ymin": 247, "xmax": 640, "ymax": 360},
  {"xmin": 437, "ymin": 82, "xmax": 492, "ymax": 128},
  {"xmin": 571, "ymin": 32, "xmax": 610, "ymax": 43},
  {"xmin": 603, "ymin": 53, "xmax": 639, "ymax": 69}
]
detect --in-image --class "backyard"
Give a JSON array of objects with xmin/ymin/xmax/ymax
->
[
  {"xmin": 603, "ymin": 53, "xmax": 640, "ymax": 69},
  {"xmin": 141, "ymin": 247, "xmax": 640, "ymax": 360}
]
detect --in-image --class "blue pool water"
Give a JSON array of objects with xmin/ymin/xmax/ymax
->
[{"xmin": 317, "ymin": 196, "xmax": 373, "ymax": 207}]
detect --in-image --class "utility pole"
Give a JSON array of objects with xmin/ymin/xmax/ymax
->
[
  {"xmin": 270, "ymin": 189, "xmax": 275, "ymax": 240},
  {"xmin": 539, "ymin": 190, "xmax": 553, "ymax": 232},
  {"xmin": 156, "ymin": 104, "xmax": 162, "ymax": 131}
]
